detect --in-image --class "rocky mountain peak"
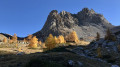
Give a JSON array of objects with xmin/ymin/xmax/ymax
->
[
  {"xmin": 81, "ymin": 8, "xmax": 90, "ymax": 13},
  {"xmin": 90, "ymin": 9, "xmax": 95, "ymax": 14},
  {"xmin": 49, "ymin": 10, "xmax": 58, "ymax": 16},
  {"xmin": 60, "ymin": 10, "xmax": 67, "ymax": 16},
  {"xmin": 78, "ymin": 8, "xmax": 95, "ymax": 15},
  {"xmin": 33, "ymin": 8, "xmax": 114, "ymax": 41},
  {"xmin": 59, "ymin": 10, "xmax": 71, "ymax": 16}
]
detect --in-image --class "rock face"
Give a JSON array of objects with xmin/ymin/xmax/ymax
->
[
  {"xmin": 111, "ymin": 26, "xmax": 120, "ymax": 39},
  {"xmin": 33, "ymin": 8, "xmax": 114, "ymax": 41}
]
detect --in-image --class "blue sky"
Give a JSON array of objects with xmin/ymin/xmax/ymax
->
[{"xmin": 0, "ymin": 0, "xmax": 120, "ymax": 37}]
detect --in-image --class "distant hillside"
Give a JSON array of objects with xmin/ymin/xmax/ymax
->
[{"xmin": 0, "ymin": 33, "xmax": 24, "ymax": 40}]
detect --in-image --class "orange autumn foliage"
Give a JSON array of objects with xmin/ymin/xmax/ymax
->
[
  {"xmin": 3, "ymin": 38, "xmax": 7, "ymax": 43},
  {"xmin": 45, "ymin": 34, "xmax": 56, "ymax": 50},
  {"xmin": 26, "ymin": 35, "xmax": 33, "ymax": 42},
  {"xmin": 28, "ymin": 36, "xmax": 38, "ymax": 48},
  {"xmin": 65, "ymin": 31, "xmax": 79, "ymax": 43},
  {"xmin": 41, "ymin": 43, "xmax": 47, "ymax": 48},
  {"xmin": 9, "ymin": 40, "xmax": 13, "ymax": 44},
  {"xmin": 57, "ymin": 35, "xmax": 66, "ymax": 43},
  {"xmin": 54, "ymin": 36, "xmax": 59, "ymax": 44},
  {"xmin": 38, "ymin": 41, "xmax": 42, "ymax": 45},
  {"xmin": 11, "ymin": 34, "xmax": 17, "ymax": 43},
  {"xmin": 23, "ymin": 38, "xmax": 27, "ymax": 42}
]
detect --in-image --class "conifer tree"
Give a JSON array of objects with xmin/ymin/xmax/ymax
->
[
  {"xmin": 9, "ymin": 40, "xmax": 13, "ymax": 44},
  {"xmin": 23, "ymin": 38, "xmax": 27, "ymax": 43},
  {"xmin": 58, "ymin": 35, "xmax": 65, "ymax": 43},
  {"xmin": 54, "ymin": 36, "xmax": 59, "ymax": 44},
  {"xmin": 66, "ymin": 31, "xmax": 79, "ymax": 43},
  {"xmin": 41, "ymin": 43, "xmax": 47, "ymax": 48},
  {"xmin": 8, "ymin": 37, "xmax": 10, "ymax": 43},
  {"xmin": 3, "ymin": 37, "xmax": 7, "ymax": 43},
  {"xmin": 105, "ymin": 29, "xmax": 116, "ymax": 41},
  {"xmin": 38, "ymin": 41, "xmax": 42, "ymax": 45},
  {"xmin": 28, "ymin": 36, "xmax": 38, "ymax": 48},
  {"xmin": 45, "ymin": 34, "xmax": 56, "ymax": 50},
  {"xmin": 97, "ymin": 47, "xmax": 102, "ymax": 58},
  {"xmin": 96, "ymin": 32, "xmax": 100, "ymax": 41},
  {"xmin": 8, "ymin": 37, "xmax": 10, "ymax": 40},
  {"xmin": 26, "ymin": 35, "xmax": 33, "ymax": 42},
  {"xmin": 12, "ymin": 34, "xmax": 17, "ymax": 43}
]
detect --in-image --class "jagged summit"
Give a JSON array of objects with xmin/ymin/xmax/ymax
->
[
  {"xmin": 80, "ymin": 8, "xmax": 95, "ymax": 14},
  {"xmin": 33, "ymin": 8, "xmax": 114, "ymax": 41}
]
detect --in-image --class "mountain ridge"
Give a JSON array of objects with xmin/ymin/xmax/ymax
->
[{"xmin": 33, "ymin": 8, "xmax": 114, "ymax": 41}]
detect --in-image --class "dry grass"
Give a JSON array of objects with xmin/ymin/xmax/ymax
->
[
  {"xmin": 0, "ymin": 50, "xmax": 111, "ymax": 67},
  {"xmin": 77, "ymin": 41, "xmax": 90, "ymax": 46},
  {"xmin": 0, "ymin": 43, "xmax": 43, "ymax": 54},
  {"xmin": 0, "ymin": 45, "xmax": 111, "ymax": 67}
]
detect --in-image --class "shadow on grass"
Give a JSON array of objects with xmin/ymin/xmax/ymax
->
[
  {"xmin": 25, "ymin": 58, "xmax": 65, "ymax": 67},
  {"xmin": 43, "ymin": 45, "xmax": 77, "ymax": 53},
  {"xmin": 0, "ymin": 46, "xmax": 77, "ymax": 67}
]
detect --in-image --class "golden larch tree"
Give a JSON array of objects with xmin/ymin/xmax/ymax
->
[
  {"xmin": 8, "ymin": 37, "xmax": 10, "ymax": 42},
  {"xmin": 26, "ymin": 35, "xmax": 33, "ymax": 42},
  {"xmin": 23, "ymin": 38, "xmax": 27, "ymax": 42},
  {"xmin": 38, "ymin": 41, "xmax": 42, "ymax": 45},
  {"xmin": 54, "ymin": 36, "xmax": 59, "ymax": 44},
  {"xmin": 3, "ymin": 37, "xmax": 7, "ymax": 43},
  {"xmin": 66, "ymin": 31, "xmax": 79, "ymax": 43},
  {"xmin": 9, "ymin": 40, "xmax": 13, "ymax": 44},
  {"xmin": 45, "ymin": 34, "xmax": 56, "ymax": 50},
  {"xmin": 41, "ymin": 43, "xmax": 47, "ymax": 48},
  {"xmin": 28, "ymin": 36, "xmax": 38, "ymax": 48},
  {"xmin": 8, "ymin": 37, "xmax": 10, "ymax": 40},
  {"xmin": 58, "ymin": 35, "xmax": 65, "ymax": 43},
  {"xmin": 12, "ymin": 33, "xmax": 17, "ymax": 43}
]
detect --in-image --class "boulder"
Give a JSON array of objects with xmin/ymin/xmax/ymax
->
[
  {"xmin": 77, "ymin": 61, "xmax": 83, "ymax": 67},
  {"xmin": 107, "ymin": 42, "xmax": 115, "ymax": 46},
  {"xmin": 111, "ymin": 65, "xmax": 119, "ymax": 67},
  {"xmin": 16, "ymin": 52, "xmax": 25, "ymax": 55},
  {"xmin": 67, "ymin": 60, "xmax": 74, "ymax": 67}
]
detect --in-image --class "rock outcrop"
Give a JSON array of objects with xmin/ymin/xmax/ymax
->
[
  {"xmin": 33, "ymin": 8, "xmax": 114, "ymax": 41},
  {"xmin": 112, "ymin": 26, "xmax": 120, "ymax": 36}
]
